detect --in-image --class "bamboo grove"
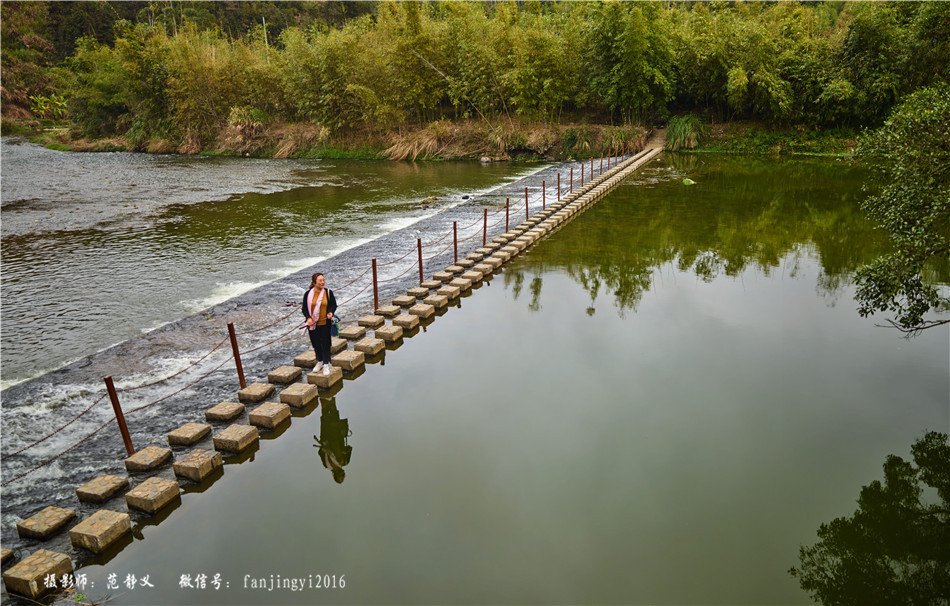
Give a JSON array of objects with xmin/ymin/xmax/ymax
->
[{"xmin": 2, "ymin": 1, "xmax": 949, "ymax": 151}]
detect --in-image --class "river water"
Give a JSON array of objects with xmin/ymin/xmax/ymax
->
[{"xmin": 1, "ymin": 146, "xmax": 948, "ymax": 605}]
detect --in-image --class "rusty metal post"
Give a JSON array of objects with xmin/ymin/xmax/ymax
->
[
  {"xmin": 372, "ymin": 258, "xmax": 378, "ymax": 313},
  {"xmin": 542, "ymin": 180, "xmax": 546, "ymax": 209},
  {"xmin": 570, "ymin": 167, "xmax": 573, "ymax": 192},
  {"xmin": 104, "ymin": 376, "xmax": 135, "ymax": 456},
  {"xmin": 581, "ymin": 162, "xmax": 584, "ymax": 187},
  {"xmin": 453, "ymin": 221, "xmax": 458, "ymax": 263},
  {"xmin": 483, "ymin": 208, "xmax": 487, "ymax": 246},
  {"xmin": 600, "ymin": 156, "xmax": 603, "ymax": 175},
  {"xmin": 558, "ymin": 174, "xmax": 561, "ymax": 200},
  {"xmin": 227, "ymin": 322, "xmax": 246, "ymax": 390},
  {"xmin": 590, "ymin": 157, "xmax": 594, "ymax": 179},
  {"xmin": 506, "ymin": 198, "xmax": 510, "ymax": 232},
  {"xmin": 417, "ymin": 238, "xmax": 423, "ymax": 285},
  {"xmin": 525, "ymin": 187, "xmax": 529, "ymax": 221}
]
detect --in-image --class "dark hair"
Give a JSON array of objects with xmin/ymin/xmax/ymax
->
[{"xmin": 310, "ymin": 272, "xmax": 324, "ymax": 288}]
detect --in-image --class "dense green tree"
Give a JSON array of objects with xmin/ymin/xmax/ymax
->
[
  {"xmin": 854, "ymin": 82, "xmax": 950, "ymax": 332},
  {"xmin": 790, "ymin": 432, "xmax": 950, "ymax": 606}
]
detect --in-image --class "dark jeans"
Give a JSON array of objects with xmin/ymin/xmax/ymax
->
[{"xmin": 309, "ymin": 323, "xmax": 332, "ymax": 364}]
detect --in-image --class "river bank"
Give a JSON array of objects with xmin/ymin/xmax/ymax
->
[
  {"xmin": 2, "ymin": 116, "xmax": 859, "ymax": 160},
  {"xmin": 2, "ymin": 117, "xmax": 651, "ymax": 162}
]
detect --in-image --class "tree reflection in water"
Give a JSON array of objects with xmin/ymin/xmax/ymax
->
[
  {"xmin": 501, "ymin": 155, "xmax": 950, "ymax": 316},
  {"xmin": 790, "ymin": 432, "xmax": 950, "ymax": 606}
]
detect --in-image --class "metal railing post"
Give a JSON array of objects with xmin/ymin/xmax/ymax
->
[
  {"xmin": 417, "ymin": 238, "xmax": 423, "ymax": 285},
  {"xmin": 453, "ymin": 221, "xmax": 458, "ymax": 263},
  {"xmin": 227, "ymin": 322, "xmax": 246, "ymax": 390},
  {"xmin": 372, "ymin": 259, "xmax": 378, "ymax": 312},
  {"xmin": 104, "ymin": 376, "xmax": 135, "ymax": 456}
]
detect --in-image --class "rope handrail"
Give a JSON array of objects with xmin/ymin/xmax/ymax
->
[
  {"xmin": 376, "ymin": 246, "xmax": 416, "ymax": 267},
  {"xmin": 421, "ymin": 229, "xmax": 451, "ymax": 248},
  {"xmin": 422, "ymin": 240, "xmax": 454, "ymax": 261},
  {"xmin": 336, "ymin": 280, "xmax": 373, "ymax": 308},
  {"xmin": 377, "ymin": 261, "xmax": 417, "ymax": 284},
  {"xmin": 1, "ymin": 393, "xmax": 107, "ymax": 461},
  {"xmin": 126, "ymin": 355, "xmax": 232, "ymax": 415},
  {"xmin": 235, "ymin": 308, "xmax": 299, "ymax": 336},
  {"xmin": 1, "ymin": 420, "xmax": 114, "ymax": 487},
  {"xmin": 332, "ymin": 264, "xmax": 372, "ymax": 291}
]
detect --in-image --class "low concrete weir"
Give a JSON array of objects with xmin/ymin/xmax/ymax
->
[{"xmin": 0, "ymin": 146, "xmax": 662, "ymax": 600}]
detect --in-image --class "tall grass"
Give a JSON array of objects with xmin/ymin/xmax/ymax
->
[{"xmin": 666, "ymin": 114, "xmax": 707, "ymax": 151}]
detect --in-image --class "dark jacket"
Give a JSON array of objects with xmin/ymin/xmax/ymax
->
[{"xmin": 302, "ymin": 288, "xmax": 337, "ymax": 326}]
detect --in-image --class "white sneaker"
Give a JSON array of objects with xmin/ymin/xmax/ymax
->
[
  {"xmin": 323, "ymin": 364, "xmax": 331, "ymax": 376},
  {"xmin": 314, "ymin": 361, "xmax": 323, "ymax": 371}
]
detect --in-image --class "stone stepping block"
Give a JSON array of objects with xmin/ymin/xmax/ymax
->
[
  {"xmin": 482, "ymin": 257, "xmax": 503, "ymax": 270},
  {"xmin": 407, "ymin": 286, "xmax": 430, "ymax": 298},
  {"xmin": 491, "ymin": 235, "xmax": 510, "ymax": 245},
  {"xmin": 373, "ymin": 325, "xmax": 403, "ymax": 342},
  {"xmin": 392, "ymin": 314, "xmax": 420, "ymax": 330},
  {"xmin": 1, "ymin": 548, "xmax": 13, "ymax": 565},
  {"xmin": 2, "ymin": 549, "xmax": 73, "ymax": 598},
  {"xmin": 307, "ymin": 366, "xmax": 343, "ymax": 389},
  {"xmin": 449, "ymin": 277, "xmax": 473, "ymax": 291},
  {"xmin": 420, "ymin": 279, "xmax": 443, "ymax": 289},
  {"xmin": 492, "ymin": 250, "xmax": 512, "ymax": 262},
  {"xmin": 76, "ymin": 475, "xmax": 128, "ymax": 504},
  {"xmin": 16, "ymin": 506, "xmax": 76, "ymax": 540},
  {"xmin": 173, "ymin": 449, "xmax": 223, "ymax": 482},
  {"xmin": 390, "ymin": 295, "xmax": 414, "ymax": 307},
  {"xmin": 461, "ymin": 270, "xmax": 483, "ymax": 284},
  {"xmin": 423, "ymin": 294, "xmax": 449, "ymax": 309},
  {"xmin": 294, "ymin": 350, "xmax": 317, "ymax": 368},
  {"xmin": 248, "ymin": 401, "xmax": 292, "ymax": 428},
  {"xmin": 267, "ymin": 365, "xmax": 301, "ymax": 384},
  {"xmin": 473, "ymin": 263, "xmax": 494, "ymax": 276},
  {"xmin": 213, "ymin": 424, "xmax": 259, "ymax": 453},
  {"xmin": 444, "ymin": 265, "xmax": 464, "ymax": 274},
  {"xmin": 500, "ymin": 245, "xmax": 520, "ymax": 256},
  {"xmin": 331, "ymin": 350, "xmax": 365, "ymax": 372},
  {"xmin": 484, "ymin": 242, "xmax": 502, "ymax": 251},
  {"xmin": 475, "ymin": 247, "xmax": 494, "ymax": 256},
  {"xmin": 238, "ymin": 382, "xmax": 274, "ymax": 403},
  {"xmin": 338, "ymin": 325, "xmax": 366, "ymax": 340},
  {"xmin": 465, "ymin": 252, "xmax": 485, "ymax": 262},
  {"xmin": 432, "ymin": 271, "xmax": 454, "ymax": 282},
  {"xmin": 279, "ymin": 383, "xmax": 319, "ymax": 409},
  {"xmin": 437, "ymin": 285, "xmax": 461, "ymax": 300},
  {"xmin": 376, "ymin": 305, "xmax": 401, "ymax": 317},
  {"xmin": 69, "ymin": 510, "xmax": 130, "ymax": 555},
  {"xmin": 501, "ymin": 231, "xmax": 521, "ymax": 240},
  {"xmin": 206, "ymin": 401, "xmax": 245, "ymax": 422},
  {"xmin": 331, "ymin": 337, "xmax": 347, "ymax": 354},
  {"xmin": 125, "ymin": 477, "xmax": 180, "ymax": 514},
  {"xmin": 408, "ymin": 303, "xmax": 436, "ymax": 319},
  {"xmin": 167, "ymin": 422, "xmax": 212, "ymax": 446},
  {"xmin": 125, "ymin": 446, "xmax": 172, "ymax": 472},
  {"xmin": 456, "ymin": 259, "xmax": 475, "ymax": 268},
  {"xmin": 358, "ymin": 315, "xmax": 385, "ymax": 329},
  {"xmin": 354, "ymin": 337, "xmax": 385, "ymax": 356}
]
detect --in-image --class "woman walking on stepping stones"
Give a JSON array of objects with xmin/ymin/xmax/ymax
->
[{"xmin": 303, "ymin": 272, "xmax": 337, "ymax": 376}]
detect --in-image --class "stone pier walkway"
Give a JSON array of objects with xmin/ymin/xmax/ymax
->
[{"xmin": 1, "ymin": 145, "xmax": 664, "ymax": 601}]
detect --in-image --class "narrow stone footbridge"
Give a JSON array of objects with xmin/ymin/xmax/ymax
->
[{"xmin": 0, "ymin": 144, "xmax": 664, "ymax": 601}]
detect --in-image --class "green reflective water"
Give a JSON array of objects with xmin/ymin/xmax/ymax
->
[{"xmin": 47, "ymin": 155, "xmax": 949, "ymax": 606}]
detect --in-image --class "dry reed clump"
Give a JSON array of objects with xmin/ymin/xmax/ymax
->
[
  {"xmin": 146, "ymin": 139, "xmax": 174, "ymax": 154},
  {"xmin": 272, "ymin": 123, "xmax": 330, "ymax": 158},
  {"xmin": 384, "ymin": 120, "xmax": 456, "ymax": 161}
]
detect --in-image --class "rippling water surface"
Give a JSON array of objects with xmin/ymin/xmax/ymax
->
[
  {"xmin": 1, "ymin": 138, "xmax": 537, "ymax": 386},
  {"xmin": 2, "ymin": 152, "xmax": 947, "ymax": 606}
]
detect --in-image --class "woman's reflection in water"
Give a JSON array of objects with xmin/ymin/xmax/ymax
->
[{"xmin": 313, "ymin": 398, "xmax": 352, "ymax": 483}]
